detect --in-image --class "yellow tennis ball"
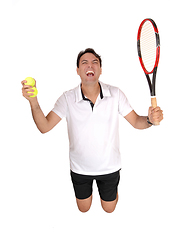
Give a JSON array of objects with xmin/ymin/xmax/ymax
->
[
  {"xmin": 24, "ymin": 77, "xmax": 35, "ymax": 87},
  {"xmin": 28, "ymin": 87, "xmax": 38, "ymax": 98}
]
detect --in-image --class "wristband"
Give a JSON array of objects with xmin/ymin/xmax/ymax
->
[{"xmin": 147, "ymin": 116, "xmax": 153, "ymax": 125}]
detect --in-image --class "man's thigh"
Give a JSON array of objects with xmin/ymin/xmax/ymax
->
[
  {"xmin": 70, "ymin": 171, "xmax": 93, "ymax": 199},
  {"xmin": 96, "ymin": 170, "xmax": 120, "ymax": 202}
]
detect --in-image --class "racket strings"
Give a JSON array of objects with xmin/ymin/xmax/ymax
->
[{"xmin": 140, "ymin": 21, "xmax": 157, "ymax": 73}]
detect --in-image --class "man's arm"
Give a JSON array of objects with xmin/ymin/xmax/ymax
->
[
  {"xmin": 21, "ymin": 80, "xmax": 61, "ymax": 133},
  {"xmin": 30, "ymin": 100, "xmax": 61, "ymax": 133},
  {"xmin": 124, "ymin": 107, "xmax": 163, "ymax": 129}
]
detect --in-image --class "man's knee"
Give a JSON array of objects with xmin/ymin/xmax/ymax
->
[
  {"xmin": 76, "ymin": 195, "xmax": 92, "ymax": 213},
  {"xmin": 102, "ymin": 204, "xmax": 116, "ymax": 213},
  {"xmin": 78, "ymin": 205, "xmax": 91, "ymax": 213}
]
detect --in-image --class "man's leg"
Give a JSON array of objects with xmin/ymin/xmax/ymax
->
[
  {"xmin": 96, "ymin": 170, "xmax": 120, "ymax": 213},
  {"xmin": 100, "ymin": 193, "xmax": 118, "ymax": 213},
  {"xmin": 76, "ymin": 195, "xmax": 92, "ymax": 213},
  {"xmin": 71, "ymin": 171, "xmax": 93, "ymax": 212}
]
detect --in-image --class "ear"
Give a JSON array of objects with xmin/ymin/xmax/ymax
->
[{"xmin": 76, "ymin": 67, "xmax": 80, "ymax": 76}]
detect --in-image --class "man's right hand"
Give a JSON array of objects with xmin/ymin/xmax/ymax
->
[
  {"xmin": 21, "ymin": 79, "xmax": 61, "ymax": 133},
  {"xmin": 21, "ymin": 79, "xmax": 37, "ymax": 101}
]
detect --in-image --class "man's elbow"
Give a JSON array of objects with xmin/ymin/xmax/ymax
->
[{"xmin": 38, "ymin": 127, "xmax": 49, "ymax": 134}]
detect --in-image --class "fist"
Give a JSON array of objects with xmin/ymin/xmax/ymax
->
[
  {"xmin": 21, "ymin": 79, "xmax": 37, "ymax": 101},
  {"xmin": 148, "ymin": 106, "xmax": 163, "ymax": 125}
]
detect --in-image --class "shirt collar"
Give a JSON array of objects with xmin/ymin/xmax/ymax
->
[
  {"xmin": 99, "ymin": 81, "xmax": 111, "ymax": 97},
  {"xmin": 81, "ymin": 82, "xmax": 103, "ymax": 100},
  {"xmin": 75, "ymin": 81, "xmax": 111, "ymax": 103}
]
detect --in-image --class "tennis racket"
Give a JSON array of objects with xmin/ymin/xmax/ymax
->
[{"xmin": 137, "ymin": 18, "xmax": 160, "ymax": 125}]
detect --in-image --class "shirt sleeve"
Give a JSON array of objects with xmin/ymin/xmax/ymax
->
[
  {"xmin": 118, "ymin": 89, "xmax": 133, "ymax": 117},
  {"xmin": 52, "ymin": 93, "xmax": 68, "ymax": 119}
]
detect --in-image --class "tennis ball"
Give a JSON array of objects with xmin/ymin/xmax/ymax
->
[
  {"xmin": 24, "ymin": 77, "xmax": 35, "ymax": 87},
  {"xmin": 28, "ymin": 87, "xmax": 38, "ymax": 98}
]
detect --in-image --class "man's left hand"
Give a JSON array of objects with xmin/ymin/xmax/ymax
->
[{"xmin": 148, "ymin": 106, "xmax": 163, "ymax": 125}]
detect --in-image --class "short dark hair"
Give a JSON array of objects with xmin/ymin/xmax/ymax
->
[{"xmin": 77, "ymin": 48, "xmax": 102, "ymax": 68}]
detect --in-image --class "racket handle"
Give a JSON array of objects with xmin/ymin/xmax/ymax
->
[{"xmin": 151, "ymin": 97, "xmax": 160, "ymax": 126}]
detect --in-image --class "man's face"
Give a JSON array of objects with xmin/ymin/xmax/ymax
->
[{"xmin": 76, "ymin": 53, "xmax": 102, "ymax": 85}]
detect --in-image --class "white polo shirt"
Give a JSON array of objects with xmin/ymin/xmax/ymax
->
[{"xmin": 52, "ymin": 81, "xmax": 133, "ymax": 175}]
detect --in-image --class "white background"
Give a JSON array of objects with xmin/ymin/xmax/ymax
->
[{"xmin": 1, "ymin": 0, "xmax": 180, "ymax": 239}]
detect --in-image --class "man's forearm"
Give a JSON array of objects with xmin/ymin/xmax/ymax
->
[
  {"xmin": 29, "ymin": 99, "xmax": 49, "ymax": 133},
  {"xmin": 135, "ymin": 116, "xmax": 152, "ymax": 130}
]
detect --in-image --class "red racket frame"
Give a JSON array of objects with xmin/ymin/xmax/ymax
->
[{"xmin": 137, "ymin": 18, "xmax": 160, "ymax": 75}]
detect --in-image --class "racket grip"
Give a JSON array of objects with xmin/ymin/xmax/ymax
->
[{"xmin": 151, "ymin": 97, "xmax": 160, "ymax": 126}]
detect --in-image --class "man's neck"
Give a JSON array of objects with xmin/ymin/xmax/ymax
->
[{"xmin": 81, "ymin": 82, "xmax": 100, "ymax": 104}]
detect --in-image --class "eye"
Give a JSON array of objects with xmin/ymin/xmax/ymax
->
[{"xmin": 81, "ymin": 61, "xmax": 88, "ymax": 65}]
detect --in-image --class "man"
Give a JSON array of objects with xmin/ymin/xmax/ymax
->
[{"xmin": 21, "ymin": 48, "xmax": 163, "ymax": 213}]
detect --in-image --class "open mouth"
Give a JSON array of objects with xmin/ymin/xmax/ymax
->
[{"xmin": 86, "ymin": 70, "xmax": 95, "ymax": 77}]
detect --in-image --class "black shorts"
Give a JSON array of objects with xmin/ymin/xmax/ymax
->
[{"xmin": 70, "ymin": 170, "xmax": 120, "ymax": 202}]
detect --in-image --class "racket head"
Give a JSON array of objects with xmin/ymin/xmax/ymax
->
[{"xmin": 137, "ymin": 18, "xmax": 160, "ymax": 75}]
